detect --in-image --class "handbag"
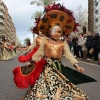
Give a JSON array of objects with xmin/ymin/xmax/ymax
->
[{"xmin": 89, "ymin": 48, "xmax": 94, "ymax": 54}]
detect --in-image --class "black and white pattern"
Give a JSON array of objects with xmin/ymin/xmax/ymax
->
[{"xmin": 23, "ymin": 63, "xmax": 88, "ymax": 100}]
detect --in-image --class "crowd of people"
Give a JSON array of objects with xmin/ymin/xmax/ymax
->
[{"xmin": 66, "ymin": 31, "xmax": 100, "ymax": 64}]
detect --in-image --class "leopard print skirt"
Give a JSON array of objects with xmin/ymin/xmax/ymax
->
[{"xmin": 22, "ymin": 62, "xmax": 88, "ymax": 100}]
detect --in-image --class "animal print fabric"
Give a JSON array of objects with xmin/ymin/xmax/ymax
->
[{"xmin": 23, "ymin": 63, "xmax": 88, "ymax": 100}]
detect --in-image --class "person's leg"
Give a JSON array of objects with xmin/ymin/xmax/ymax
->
[
  {"xmin": 98, "ymin": 52, "xmax": 100, "ymax": 60},
  {"xmin": 94, "ymin": 48, "xmax": 98, "ymax": 61},
  {"xmin": 88, "ymin": 47, "xmax": 91, "ymax": 59},
  {"xmin": 84, "ymin": 51, "xmax": 87, "ymax": 59},
  {"xmin": 82, "ymin": 51, "xmax": 86, "ymax": 59},
  {"xmin": 82, "ymin": 51, "xmax": 85, "ymax": 60},
  {"xmin": 80, "ymin": 46, "xmax": 83, "ymax": 58},
  {"xmin": 87, "ymin": 47, "xmax": 91, "ymax": 60},
  {"xmin": 73, "ymin": 46, "xmax": 76, "ymax": 56},
  {"xmin": 76, "ymin": 48, "xmax": 79, "ymax": 57},
  {"xmin": 70, "ymin": 45, "xmax": 72, "ymax": 52},
  {"xmin": 87, "ymin": 47, "xmax": 89, "ymax": 58},
  {"xmin": 98, "ymin": 51, "xmax": 100, "ymax": 65}
]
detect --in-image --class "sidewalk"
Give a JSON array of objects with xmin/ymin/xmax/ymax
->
[
  {"xmin": 76, "ymin": 57, "xmax": 99, "ymax": 65},
  {"xmin": 62, "ymin": 55, "xmax": 99, "ymax": 66}
]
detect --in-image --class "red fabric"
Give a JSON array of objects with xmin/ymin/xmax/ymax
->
[
  {"xmin": 8, "ymin": 46, "xmax": 13, "ymax": 49},
  {"xmin": 18, "ymin": 46, "xmax": 39, "ymax": 63},
  {"xmin": 98, "ymin": 60, "xmax": 100, "ymax": 65},
  {"xmin": 13, "ymin": 58, "xmax": 46, "ymax": 89}
]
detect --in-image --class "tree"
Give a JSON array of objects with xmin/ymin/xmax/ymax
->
[
  {"xmin": 88, "ymin": 0, "xmax": 94, "ymax": 33},
  {"xmin": 30, "ymin": 11, "xmax": 43, "ymax": 39},
  {"xmin": 74, "ymin": 5, "xmax": 88, "ymax": 34},
  {"xmin": 74, "ymin": 5, "xmax": 84, "ymax": 26},
  {"xmin": 31, "ymin": 11, "xmax": 43, "ymax": 19},
  {"xmin": 24, "ymin": 38, "xmax": 31, "ymax": 45},
  {"xmin": 30, "ymin": 0, "xmax": 60, "ymax": 7},
  {"xmin": 28, "ymin": 26, "xmax": 36, "ymax": 39}
]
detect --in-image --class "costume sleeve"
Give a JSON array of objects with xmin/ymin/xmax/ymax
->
[
  {"xmin": 63, "ymin": 40, "xmax": 78, "ymax": 65},
  {"xmin": 4, "ymin": 43, "xmax": 8, "ymax": 48},
  {"xmin": 28, "ymin": 37, "xmax": 37, "ymax": 51},
  {"xmin": 32, "ymin": 37, "xmax": 45, "ymax": 61}
]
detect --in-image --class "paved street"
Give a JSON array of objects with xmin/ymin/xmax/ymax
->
[
  {"xmin": 62, "ymin": 58, "xmax": 100, "ymax": 100},
  {"xmin": 0, "ymin": 53, "xmax": 27, "ymax": 100},
  {"xmin": 0, "ymin": 53, "xmax": 100, "ymax": 100}
]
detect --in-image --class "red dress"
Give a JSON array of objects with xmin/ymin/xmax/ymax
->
[
  {"xmin": 18, "ymin": 46, "xmax": 39, "ymax": 63},
  {"xmin": 13, "ymin": 58, "xmax": 46, "ymax": 89},
  {"xmin": 13, "ymin": 37, "xmax": 45, "ymax": 89},
  {"xmin": 18, "ymin": 37, "xmax": 43, "ymax": 63}
]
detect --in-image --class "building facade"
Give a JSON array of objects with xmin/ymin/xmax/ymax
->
[
  {"xmin": 94, "ymin": 0, "xmax": 100, "ymax": 35},
  {"xmin": 16, "ymin": 36, "xmax": 21, "ymax": 47},
  {"xmin": 0, "ymin": 0, "xmax": 16, "ymax": 45}
]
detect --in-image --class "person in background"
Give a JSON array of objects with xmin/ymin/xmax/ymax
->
[
  {"xmin": 1, "ymin": 36, "xmax": 13, "ymax": 60},
  {"xmin": 81, "ymin": 34, "xmax": 87, "ymax": 60},
  {"xmin": 18, "ymin": 31, "xmax": 44, "ymax": 63},
  {"xmin": 85, "ymin": 31, "xmax": 93, "ymax": 60},
  {"xmin": 75, "ymin": 38, "xmax": 80, "ymax": 58},
  {"xmin": 83, "ymin": 26, "xmax": 87, "ymax": 34},
  {"xmin": 78, "ymin": 33, "xmax": 83, "ymax": 58},
  {"xmin": 25, "ymin": 39, "xmax": 31, "ymax": 51},
  {"xmin": 0, "ymin": 42, "xmax": 3, "ymax": 60},
  {"xmin": 67, "ymin": 38, "xmax": 72, "ymax": 51},
  {"xmin": 72, "ymin": 36, "xmax": 78, "ymax": 57},
  {"xmin": 97, "ymin": 35, "xmax": 100, "ymax": 65},
  {"xmin": 91, "ymin": 33, "xmax": 99, "ymax": 61},
  {"xmin": 13, "ymin": 16, "xmax": 46, "ymax": 89}
]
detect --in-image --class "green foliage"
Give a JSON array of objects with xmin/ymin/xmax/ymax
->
[
  {"xmin": 31, "ymin": 11, "xmax": 43, "ymax": 19},
  {"xmin": 24, "ymin": 38, "xmax": 31, "ymax": 44},
  {"xmin": 30, "ymin": 0, "xmax": 60, "ymax": 7}
]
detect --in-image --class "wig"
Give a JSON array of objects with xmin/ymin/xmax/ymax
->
[{"xmin": 50, "ymin": 25, "xmax": 62, "ymax": 35}]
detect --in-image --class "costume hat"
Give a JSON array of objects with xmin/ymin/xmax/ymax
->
[
  {"xmin": 37, "ymin": 3, "xmax": 79, "ymax": 37},
  {"xmin": 31, "ymin": 18, "xmax": 40, "ymax": 34}
]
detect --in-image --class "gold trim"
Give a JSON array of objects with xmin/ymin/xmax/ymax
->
[{"xmin": 20, "ymin": 65, "xmax": 36, "ymax": 76}]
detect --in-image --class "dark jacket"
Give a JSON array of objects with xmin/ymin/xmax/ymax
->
[
  {"xmin": 91, "ymin": 35, "xmax": 99, "ymax": 47},
  {"xmin": 72, "ymin": 37, "xmax": 78, "ymax": 47},
  {"xmin": 86, "ymin": 36, "xmax": 93, "ymax": 48},
  {"xmin": 97, "ymin": 36, "xmax": 100, "ymax": 51}
]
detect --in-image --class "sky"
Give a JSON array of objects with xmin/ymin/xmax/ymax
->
[{"xmin": 2, "ymin": 0, "xmax": 88, "ymax": 44}]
